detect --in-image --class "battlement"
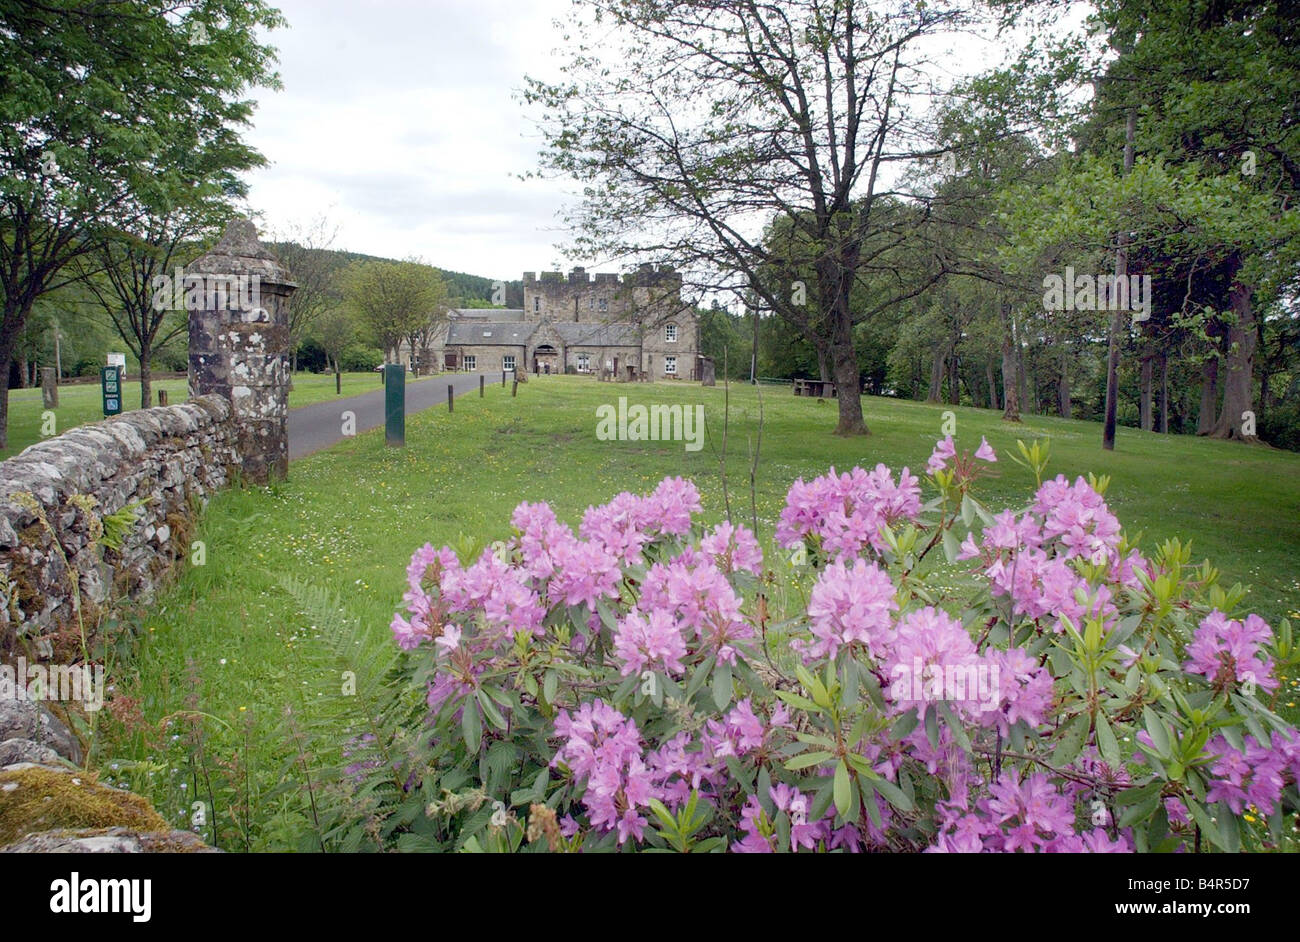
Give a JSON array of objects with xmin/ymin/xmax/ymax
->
[
  {"xmin": 627, "ymin": 263, "xmax": 682, "ymax": 287},
  {"xmin": 523, "ymin": 266, "xmax": 680, "ymax": 287}
]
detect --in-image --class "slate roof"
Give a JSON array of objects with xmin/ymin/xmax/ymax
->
[
  {"xmin": 445, "ymin": 321, "xmax": 538, "ymax": 345},
  {"xmin": 551, "ymin": 321, "xmax": 642, "ymax": 346},
  {"xmin": 442, "ymin": 317, "xmax": 644, "ymax": 348},
  {"xmin": 448, "ymin": 308, "xmax": 525, "ymax": 322}
]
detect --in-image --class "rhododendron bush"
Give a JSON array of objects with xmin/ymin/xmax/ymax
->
[{"xmin": 383, "ymin": 437, "xmax": 1299, "ymax": 852}]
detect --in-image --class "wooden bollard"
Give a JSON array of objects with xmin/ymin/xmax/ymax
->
[
  {"xmin": 480, "ymin": 375, "xmax": 484, "ymax": 397},
  {"xmin": 511, "ymin": 379, "xmax": 518, "ymax": 398},
  {"xmin": 501, "ymin": 370, "xmax": 506, "ymax": 387},
  {"xmin": 448, "ymin": 384, "xmax": 454, "ymax": 412},
  {"xmin": 157, "ymin": 389, "xmax": 168, "ymax": 406}
]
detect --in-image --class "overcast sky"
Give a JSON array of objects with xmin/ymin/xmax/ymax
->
[
  {"xmin": 239, "ymin": 1, "xmax": 1055, "ymax": 284},
  {"xmin": 242, "ymin": 0, "xmax": 574, "ymax": 282}
]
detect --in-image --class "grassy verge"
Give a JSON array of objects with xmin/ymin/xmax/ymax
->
[
  {"xmin": 93, "ymin": 376, "xmax": 1300, "ymax": 848},
  {"xmin": 1, "ymin": 371, "xmax": 437, "ymax": 459}
]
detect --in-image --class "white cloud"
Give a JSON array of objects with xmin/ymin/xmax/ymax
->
[{"xmin": 242, "ymin": 0, "xmax": 575, "ymax": 279}]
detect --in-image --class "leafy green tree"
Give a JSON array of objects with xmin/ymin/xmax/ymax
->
[
  {"xmin": 77, "ymin": 209, "xmax": 220, "ymax": 409},
  {"xmin": 524, "ymin": 0, "xmax": 968, "ymax": 435},
  {"xmin": 338, "ymin": 259, "xmax": 446, "ymax": 367},
  {"xmin": 0, "ymin": 0, "xmax": 284, "ymax": 447},
  {"xmin": 313, "ymin": 306, "xmax": 358, "ymax": 394},
  {"xmin": 991, "ymin": 0, "xmax": 1300, "ymax": 444}
]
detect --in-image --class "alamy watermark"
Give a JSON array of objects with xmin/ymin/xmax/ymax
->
[
  {"xmin": 0, "ymin": 658, "xmax": 105, "ymax": 711},
  {"xmin": 595, "ymin": 397, "xmax": 704, "ymax": 452},
  {"xmin": 150, "ymin": 267, "xmax": 265, "ymax": 317},
  {"xmin": 888, "ymin": 659, "xmax": 1000, "ymax": 711},
  {"xmin": 1043, "ymin": 266, "xmax": 1152, "ymax": 324}
]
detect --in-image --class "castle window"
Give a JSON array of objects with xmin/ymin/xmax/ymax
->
[
  {"xmin": 597, "ymin": 298, "xmax": 608, "ymax": 312},
  {"xmin": 464, "ymin": 355, "xmax": 476, "ymax": 371},
  {"xmin": 533, "ymin": 296, "xmax": 540, "ymax": 313},
  {"xmin": 664, "ymin": 355, "xmax": 677, "ymax": 375},
  {"xmin": 665, "ymin": 323, "xmax": 678, "ymax": 342},
  {"xmin": 577, "ymin": 353, "xmax": 591, "ymax": 372},
  {"xmin": 503, "ymin": 355, "xmax": 516, "ymax": 372}
]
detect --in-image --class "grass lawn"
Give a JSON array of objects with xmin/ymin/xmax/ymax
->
[
  {"xmin": 0, "ymin": 371, "xmax": 436, "ymax": 460},
  {"xmin": 92, "ymin": 376, "xmax": 1300, "ymax": 848}
]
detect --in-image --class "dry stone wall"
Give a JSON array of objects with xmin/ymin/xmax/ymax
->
[{"xmin": 0, "ymin": 395, "xmax": 238, "ymax": 659}]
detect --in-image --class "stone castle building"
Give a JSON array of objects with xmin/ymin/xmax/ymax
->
[{"xmin": 403, "ymin": 265, "xmax": 700, "ymax": 381}]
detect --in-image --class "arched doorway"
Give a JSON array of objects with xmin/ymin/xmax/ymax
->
[{"xmin": 534, "ymin": 343, "xmax": 558, "ymax": 375}]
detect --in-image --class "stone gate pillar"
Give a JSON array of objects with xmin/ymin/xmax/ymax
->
[{"xmin": 187, "ymin": 219, "xmax": 296, "ymax": 483}]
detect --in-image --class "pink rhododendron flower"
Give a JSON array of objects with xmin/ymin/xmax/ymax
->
[
  {"xmin": 775, "ymin": 464, "xmax": 921, "ymax": 560},
  {"xmin": 799, "ymin": 557, "xmax": 898, "ymax": 660},
  {"xmin": 391, "ymin": 469, "xmax": 1298, "ymax": 855},
  {"xmin": 613, "ymin": 608, "xmax": 688, "ymax": 677},
  {"xmin": 552, "ymin": 700, "xmax": 657, "ymax": 844},
  {"xmin": 699, "ymin": 520, "xmax": 763, "ymax": 575},
  {"xmin": 1184, "ymin": 611, "xmax": 1278, "ymax": 693},
  {"xmin": 927, "ymin": 435, "xmax": 956, "ymax": 474},
  {"xmin": 1205, "ymin": 734, "xmax": 1287, "ymax": 815}
]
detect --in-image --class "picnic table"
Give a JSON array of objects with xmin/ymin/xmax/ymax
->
[{"xmin": 793, "ymin": 378, "xmax": 837, "ymax": 397}]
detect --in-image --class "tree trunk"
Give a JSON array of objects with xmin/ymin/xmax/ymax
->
[
  {"xmin": 1196, "ymin": 355, "xmax": 1219, "ymax": 435},
  {"xmin": 0, "ymin": 301, "xmax": 32, "ymax": 450},
  {"xmin": 828, "ymin": 277, "xmax": 866, "ymax": 435},
  {"xmin": 946, "ymin": 353, "xmax": 960, "ymax": 406},
  {"xmin": 986, "ymin": 358, "xmax": 998, "ymax": 410},
  {"xmin": 1101, "ymin": 308, "xmax": 1125, "ymax": 449},
  {"xmin": 1209, "ymin": 274, "xmax": 1257, "ymax": 441},
  {"xmin": 1158, "ymin": 351, "xmax": 1169, "ymax": 433},
  {"xmin": 926, "ymin": 348, "xmax": 946, "ymax": 403},
  {"xmin": 1015, "ymin": 330, "xmax": 1027, "ymax": 415},
  {"xmin": 1103, "ymin": 106, "xmax": 1136, "ymax": 451},
  {"xmin": 1139, "ymin": 354, "xmax": 1153, "ymax": 431},
  {"xmin": 17, "ymin": 354, "xmax": 29, "ymax": 389},
  {"xmin": 1025, "ymin": 345, "xmax": 1038, "ymax": 414},
  {"xmin": 0, "ymin": 343, "xmax": 16, "ymax": 451},
  {"xmin": 1058, "ymin": 344, "xmax": 1071, "ymax": 419},
  {"xmin": 139, "ymin": 342, "xmax": 153, "ymax": 411},
  {"xmin": 816, "ymin": 342, "xmax": 831, "ymax": 383},
  {"xmin": 1000, "ymin": 305, "xmax": 1021, "ymax": 423}
]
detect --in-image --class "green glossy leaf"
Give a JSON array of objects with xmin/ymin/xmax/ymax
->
[
  {"xmin": 1095, "ymin": 715, "xmax": 1121, "ymax": 767},
  {"xmin": 461, "ymin": 702, "xmax": 482, "ymax": 753},
  {"xmin": 1052, "ymin": 713, "xmax": 1090, "ymax": 767},
  {"xmin": 833, "ymin": 761, "xmax": 852, "ymax": 817},
  {"xmin": 785, "ymin": 750, "xmax": 834, "ymax": 771},
  {"xmin": 712, "ymin": 659, "xmax": 734, "ymax": 711}
]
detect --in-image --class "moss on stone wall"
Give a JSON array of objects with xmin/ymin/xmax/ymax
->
[{"xmin": 0, "ymin": 766, "xmax": 168, "ymax": 846}]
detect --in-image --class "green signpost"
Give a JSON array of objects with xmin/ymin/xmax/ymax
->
[
  {"xmin": 384, "ymin": 363, "xmax": 404, "ymax": 447},
  {"xmin": 101, "ymin": 366, "xmax": 122, "ymax": 416}
]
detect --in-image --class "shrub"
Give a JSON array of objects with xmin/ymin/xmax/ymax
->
[
  {"xmin": 340, "ymin": 343, "xmax": 383, "ymax": 372},
  {"xmin": 362, "ymin": 435, "xmax": 1299, "ymax": 852},
  {"xmin": 295, "ymin": 338, "xmax": 328, "ymax": 373}
]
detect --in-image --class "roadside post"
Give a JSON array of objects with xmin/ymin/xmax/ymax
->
[{"xmin": 384, "ymin": 363, "xmax": 405, "ymax": 447}]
